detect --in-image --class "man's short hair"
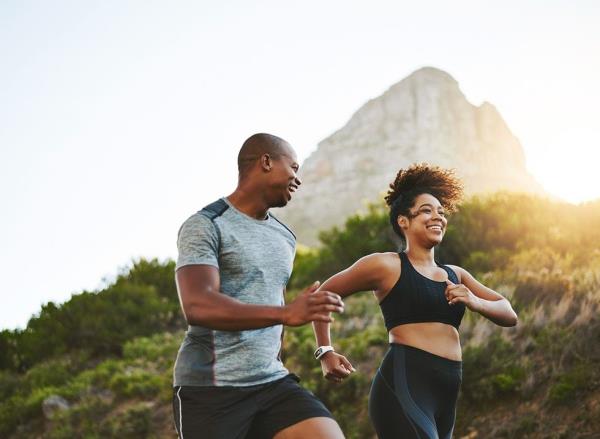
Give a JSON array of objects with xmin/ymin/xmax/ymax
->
[{"xmin": 237, "ymin": 133, "xmax": 289, "ymax": 175}]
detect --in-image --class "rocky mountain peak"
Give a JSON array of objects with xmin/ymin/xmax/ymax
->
[{"xmin": 276, "ymin": 67, "xmax": 545, "ymax": 246}]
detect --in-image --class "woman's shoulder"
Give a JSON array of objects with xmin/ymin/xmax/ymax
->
[
  {"xmin": 355, "ymin": 252, "xmax": 401, "ymax": 278},
  {"xmin": 363, "ymin": 252, "xmax": 402, "ymax": 297},
  {"xmin": 361, "ymin": 252, "xmax": 400, "ymax": 266},
  {"xmin": 444, "ymin": 264, "xmax": 465, "ymax": 283}
]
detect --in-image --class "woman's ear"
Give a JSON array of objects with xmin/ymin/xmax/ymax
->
[{"xmin": 397, "ymin": 215, "xmax": 408, "ymax": 230}]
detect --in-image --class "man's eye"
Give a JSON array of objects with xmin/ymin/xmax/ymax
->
[
  {"xmin": 439, "ymin": 211, "xmax": 446, "ymax": 216},
  {"xmin": 421, "ymin": 209, "xmax": 432, "ymax": 214}
]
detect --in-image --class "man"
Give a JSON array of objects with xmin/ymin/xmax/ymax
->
[{"xmin": 173, "ymin": 133, "xmax": 346, "ymax": 438}]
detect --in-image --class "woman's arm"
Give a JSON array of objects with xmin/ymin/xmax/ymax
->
[
  {"xmin": 313, "ymin": 253, "xmax": 390, "ymax": 381},
  {"xmin": 446, "ymin": 265, "xmax": 518, "ymax": 327}
]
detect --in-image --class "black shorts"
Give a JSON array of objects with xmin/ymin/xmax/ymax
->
[{"xmin": 172, "ymin": 374, "xmax": 333, "ymax": 439}]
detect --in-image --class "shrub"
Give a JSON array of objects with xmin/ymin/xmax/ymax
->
[
  {"xmin": 105, "ymin": 402, "xmax": 154, "ymax": 438},
  {"xmin": 109, "ymin": 369, "xmax": 164, "ymax": 399},
  {"xmin": 548, "ymin": 364, "xmax": 593, "ymax": 404},
  {"xmin": 47, "ymin": 397, "xmax": 112, "ymax": 439},
  {"xmin": 461, "ymin": 336, "xmax": 525, "ymax": 403},
  {"xmin": 0, "ymin": 371, "xmax": 19, "ymax": 401},
  {"xmin": 122, "ymin": 332, "xmax": 181, "ymax": 365},
  {"xmin": 21, "ymin": 359, "xmax": 73, "ymax": 393}
]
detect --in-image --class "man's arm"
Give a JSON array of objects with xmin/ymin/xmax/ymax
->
[{"xmin": 176, "ymin": 264, "xmax": 344, "ymax": 331}]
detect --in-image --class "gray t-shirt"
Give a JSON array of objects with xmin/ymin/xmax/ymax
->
[{"xmin": 173, "ymin": 198, "xmax": 295, "ymax": 387}]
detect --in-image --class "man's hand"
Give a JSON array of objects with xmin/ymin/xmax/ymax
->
[
  {"xmin": 282, "ymin": 281, "xmax": 344, "ymax": 326},
  {"xmin": 320, "ymin": 351, "xmax": 355, "ymax": 383}
]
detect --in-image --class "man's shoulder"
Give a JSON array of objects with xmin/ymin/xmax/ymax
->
[
  {"xmin": 198, "ymin": 199, "xmax": 230, "ymax": 221},
  {"xmin": 177, "ymin": 199, "xmax": 229, "ymax": 239},
  {"xmin": 182, "ymin": 199, "xmax": 230, "ymax": 228}
]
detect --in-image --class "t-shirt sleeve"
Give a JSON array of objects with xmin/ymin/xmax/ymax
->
[{"xmin": 176, "ymin": 213, "xmax": 220, "ymax": 270}]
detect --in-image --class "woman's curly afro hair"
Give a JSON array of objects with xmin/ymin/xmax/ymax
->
[{"xmin": 384, "ymin": 163, "xmax": 464, "ymax": 238}]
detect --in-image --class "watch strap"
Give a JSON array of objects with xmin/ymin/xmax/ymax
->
[{"xmin": 314, "ymin": 345, "xmax": 335, "ymax": 360}]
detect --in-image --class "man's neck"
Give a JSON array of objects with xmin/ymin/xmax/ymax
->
[{"xmin": 226, "ymin": 188, "xmax": 270, "ymax": 220}]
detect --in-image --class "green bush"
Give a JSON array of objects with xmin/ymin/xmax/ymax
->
[
  {"xmin": 0, "ymin": 370, "xmax": 19, "ymax": 400},
  {"xmin": 461, "ymin": 336, "xmax": 525, "ymax": 403},
  {"xmin": 2, "ymin": 258, "xmax": 180, "ymax": 373},
  {"xmin": 105, "ymin": 402, "xmax": 154, "ymax": 438},
  {"xmin": 548, "ymin": 364, "xmax": 593, "ymax": 404},
  {"xmin": 122, "ymin": 332, "xmax": 181, "ymax": 365},
  {"xmin": 490, "ymin": 367, "xmax": 525, "ymax": 393},
  {"xmin": 0, "ymin": 395, "xmax": 23, "ymax": 437},
  {"xmin": 109, "ymin": 369, "xmax": 165, "ymax": 399},
  {"xmin": 21, "ymin": 358, "xmax": 74, "ymax": 392},
  {"xmin": 0, "ymin": 386, "xmax": 64, "ymax": 437},
  {"xmin": 47, "ymin": 397, "xmax": 112, "ymax": 439}
]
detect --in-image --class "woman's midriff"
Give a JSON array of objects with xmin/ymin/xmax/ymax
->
[{"xmin": 388, "ymin": 322, "xmax": 462, "ymax": 361}]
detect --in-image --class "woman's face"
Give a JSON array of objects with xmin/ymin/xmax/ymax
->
[{"xmin": 401, "ymin": 193, "xmax": 447, "ymax": 247}]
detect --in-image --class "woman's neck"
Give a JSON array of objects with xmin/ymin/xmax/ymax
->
[{"xmin": 404, "ymin": 245, "xmax": 436, "ymax": 266}]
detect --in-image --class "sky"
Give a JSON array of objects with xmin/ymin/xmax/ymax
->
[{"xmin": 1, "ymin": 0, "xmax": 599, "ymax": 330}]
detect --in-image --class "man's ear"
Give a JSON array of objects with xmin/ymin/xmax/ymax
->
[{"xmin": 260, "ymin": 154, "xmax": 272, "ymax": 172}]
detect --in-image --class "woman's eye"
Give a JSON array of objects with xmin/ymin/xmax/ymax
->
[
  {"xmin": 439, "ymin": 211, "xmax": 446, "ymax": 216},
  {"xmin": 421, "ymin": 209, "xmax": 432, "ymax": 214}
]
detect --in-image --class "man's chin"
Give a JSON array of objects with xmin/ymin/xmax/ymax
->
[{"xmin": 271, "ymin": 198, "xmax": 289, "ymax": 208}]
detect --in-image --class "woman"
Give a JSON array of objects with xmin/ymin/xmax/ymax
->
[{"xmin": 312, "ymin": 164, "xmax": 518, "ymax": 439}]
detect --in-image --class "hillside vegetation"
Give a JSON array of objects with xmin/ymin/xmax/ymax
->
[{"xmin": 1, "ymin": 193, "xmax": 599, "ymax": 438}]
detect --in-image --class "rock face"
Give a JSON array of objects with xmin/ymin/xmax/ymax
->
[{"xmin": 275, "ymin": 67, "xmax": 545, "ymax": 246}]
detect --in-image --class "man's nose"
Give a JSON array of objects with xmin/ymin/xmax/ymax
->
[{"xmin": 295, "ymin": 175, "xmax": 302, "ymax": 186}]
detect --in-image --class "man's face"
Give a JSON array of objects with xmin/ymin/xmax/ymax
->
[{"xmin": 267, "ymin": 145, "xmax": 301, "ymax": 208}]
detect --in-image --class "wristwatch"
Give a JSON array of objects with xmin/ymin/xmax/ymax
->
[{"xmin": 314, "ymin": 346, "xmax": 334, "ymax": 360}]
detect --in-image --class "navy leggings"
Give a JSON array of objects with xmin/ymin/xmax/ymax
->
[{"xmin": 369, "ymin": 343, "xmax": 462, "ymax": 439}]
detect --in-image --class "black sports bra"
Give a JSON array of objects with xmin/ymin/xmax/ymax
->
[{"xmin": 379, "ymin": 252, "xmax": 465, "ymax": 331}]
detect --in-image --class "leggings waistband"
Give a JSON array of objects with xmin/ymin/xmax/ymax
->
[{"xmin": 389, "ymin": 343, "xmax": 462, "ymax": 369}]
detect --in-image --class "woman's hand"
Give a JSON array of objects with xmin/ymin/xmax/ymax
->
[
  {"xmin": 320, "ymin": 351, "xmax": 356, "ymax": 383},
  {"xmin": 445, "ymin": 279, "xmax": 483, "ymax": 312}
]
